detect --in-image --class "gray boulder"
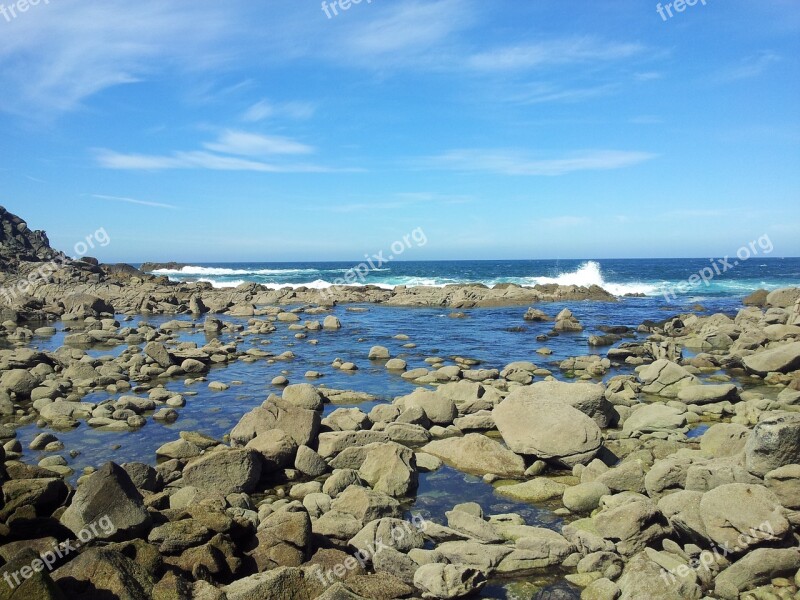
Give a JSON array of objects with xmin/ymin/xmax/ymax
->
[
  {"xmin": 494, "ymin": 392, "xmax": 602, "ymax": 467},
  {"xmin": 745, "ymin": 411, "xmax": 800, "ymax": 476},
  {"xmin": 742, "ymin": 341, "xmax": 800, "ymax": 375},
  {"xmin": 61, "ymin": 462, "xmax": 151, "ymax": 541}
]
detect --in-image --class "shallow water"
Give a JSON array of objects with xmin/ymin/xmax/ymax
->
[{"xmin": 5, "ymin": 293, "xmax": 769, "ymax": 599}]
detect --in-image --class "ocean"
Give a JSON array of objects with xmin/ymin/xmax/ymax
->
[{"xmin": 147, "ymin": 257, "xmax": 800, "ymax": 300}]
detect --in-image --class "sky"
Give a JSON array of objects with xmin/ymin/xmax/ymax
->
[{"xmin": 0, "ymin": 0, "xmax": 798, "ymax": 263}]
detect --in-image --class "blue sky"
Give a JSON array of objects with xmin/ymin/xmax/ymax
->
[{"xmin": 0, "ymin": 0, "xmax": 798, "ymax": 262}]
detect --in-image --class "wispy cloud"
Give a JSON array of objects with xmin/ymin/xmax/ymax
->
[
  {"xmin": 203, "ymin": 130, "xmax": 313, "ymax": 156},
  {"xmin": 713, "ymin": 51, "xmax": 780, "ymax": 83},
  {"xmin": 94, "ymin": 128, "xmax": 338, "ymax": 172},
  {"xmin": 504, "ymin": 82, "xmax": 618, "ymax": 105},
  {"xmin": 241, "ymin": 99, "xmax": 316, "ymax": 122},
  {"xmin": 431, "ymin": 149, "xmax": 657, "ymax": 176},
  {"xmin": 91, "ymin": 194, "xmax": 178, "ymax": 210},
  {"xmin": 467, "ymin": 38, "xmax": 645, "ymax": 71},
  {"xmin": 94, "ymin": 149, "xmax": 342, "ymax": 173},
  {"xmin": 0, "ymin": 1, "xmax": 251, "ymax": 116}
]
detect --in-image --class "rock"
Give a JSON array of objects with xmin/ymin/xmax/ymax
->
[
  {"xmin": 622, "ymin": 404, "xmax": 686, "ymax": 435},
  {"xmin": 714, "ymin": 547, "xmax": 800, "ymax": 599},
  {"xmin": 358, "ymin": 442, "xmax": 418, "ymax": 497},
  {"xmin": 700, "ymin": 423, "xmax": 750, "ymax": 458},
  {"xmin": 496, "ymin": 478, "xmax": 567, "ymax": 503},
  {"xmin": 637, "ymin": 359, "xmax": 698, "ymax": 397},
  {"xmin": 53, "ymin": 547, "xmax": 154, "ymax": 600},
  {"xmin": 422, "ymin": 433, "xmax": 525, "ymax": 478},
  {"xmin": 743, "ymin": 341, "xmax": 800, "ymax": 375},
  {"xmin": 553, "ymin": 308, "xmax": 583, "ymax": 332},
  {"xmin": 509, "ymin": 380, "xmax": 616, "ymax": 428},
  {"xmin": 183, "ymin": 448, "xmax": 261, "ymax": 495},
  {"xmin": 413, "ymin": 563, "xmax": 486, "ymax": 599},
  {"xmin": 122, "ymin": 462, "xmax": 163, "ymax": 492},
  {"xmin": 349, "ymin": 518, "xmax": 424, "ymax": 555},
  {"xmin": 222, "ymin": 567, "xmax": 317, "ymax": 600},
  {"xmin": 523, "ymin": 308, "xmax": 551, "ymax": 321},
  {"xmin": 616, "ymin": 551, "xmax": 702, "ymax": 600},
  {"xmin": 593, "ymin": 494, "xmax": 671, "ymax": 557},
  {"xmin": 743, "ymin": 289, "xmax": 769, "ymax": 306},
  {"xmin": 0, "ymin": 369, "xmax": 40, "ymax": 396},
  {"xmin": 445, "ymin": 509, "xmax": 502, "ymax": 543},
  {"xmin": 494, "ymin": 391, "xmax": 603, "ymax": 467},
  {"xmin": 0, "ymin": 548, "xmax": 66, "ymax": 599},
  {"xmin": 385, "ymin": 358, "xmax": 407, "ymax": 371},
  {"xmin": 246, "ymin": 429, "xmax": 297, "ymax": 471},
  {"xmin": 318, "ymin": 431, "xmax": 390, "ymax": 459},
  {"xmin": 329, "ymin": 485, "xmax": 400, "ymax": 526},
  {"xmin": 368, "ymin": 346, "xmax": 390, "ymax": 359},
  {"xmin": 699, "ymin": 484, "xmax": 789, "ymax": 550},
  {"xmin": 401, "ymin": 389, "xmax": 458, "ymax": 426},
  {"xmin": 144, "ymin": 341, "xmax": 173, "ymax": 368},
  {"xmin": 253, "ymin": 508, "xmax": 311, "ymax": 570},
  {"xmin": 295, "ymin": 445, "xmax": 328, "ymax": 477},
  {"xmin": 676, "ymin": 383, "xmax": 738, "ymax": 404},
  {"xmin": 61, "ymin": 462, "xmax": 150, "ymax": 541},
  {"xmin": 764, "ymin": 464, "xmax": 800, "ymax": 509},
  {"xmin": 435, "ymin": 541, "xmax": 512, "ymax": 575},
  {"xmin": 231, "ymin": 398, "xmax": 321, "ymax": 447},
  {"xmin": 323, "ymin": 315, "xmax": 342, "ymax": 330},
  {"xmin": 282, "ymin": 384, "xmax": 323, "ymax": 411},
  {"xmin": 745, "ymin": 411, "xmax": 800, "ymax": 476},
  {"xmin": 323, "ymin": 408, "xmax": 370, "ymax": 432},
  {"xmin": 563, "ymin": 481, "xmax": 610, "ymax": 513},
  {"xmin": 0, "ymin": 477, "xmax": 69, "ymax": 522},
  {"xmin": 766, "ymin": 287, "xmax": 800, "ymax": 308}
]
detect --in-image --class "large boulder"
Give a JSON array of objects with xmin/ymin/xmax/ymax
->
[
  {"xmin": 699, "ymin": 484, "xmax": 789, "ymax": 551},
  {"xmin": 422, "ymin": 433, "xmax": 525, "ymax": 478},
  {"xmin": 61, "ymin": 462, "xmax": 151, "ymax": 541},
  {"xmin": 622, "ymin": 404, "xmax": 687, "ymax": 435},
  {"xmin": 593, "ymin": 495, "xmax": 671, "ymax": 557},
  {"xmin": 400, "ymin": 389, "xmax": 458, "ymax": 426},
  {"xmin": 182, "ymin": 448, "xmax": 261, "ymax": 495},
  {"xmin": 742, "ymin": 341, "xmax": 800, "ymax": 376},
  {"xmin": 52, "ymin": 547, "xmax": 153, "ymax": 600},
  {"xmin": 282, "ymin": 384, "xmax": 323, "ymax": 411},
  {"xmin": 765, "ymin": 287, "xmax": 800, "ymax": 308},
  {"xmin": 502, "ymin": 380, "xmax": 616, "ymax": 428},
  {"xmin": 745, "ymin": 411, "xmax": 800, "ymax": 476},
  {"xmin": 494, "ymin": 392, "xmax": 602, "ymax": 467},
  {"xmin": 676, "ymin": 384, "xmax": 738, "ymax": 405},
  {"xmin": 231, "ymin": 397, "xmax": 321, "ymax": 447},
  {"xmin": 0, "ymin": 369, "xmax": 40, "ymax": 396},
  {"xmin": 253, "ymin": 508, "xmax": 311, "ymax": 570},
  {"xmin": 413, "ymin": 563, "xmax": 486, "ymax": 599},
  {"xmin": 714, "ymin": 547, "xmax": 800, "ymax": 599},
  {"xmin": 358, "ymin": 442, "xmax": 418, "ymax": 497},
  {"xmin": 246, "ymin": 429, "xmax": 297, "ymax": 471},
  {"xmin": 637, "ymin": 360, "xmax": 698, "ymax": 397}
]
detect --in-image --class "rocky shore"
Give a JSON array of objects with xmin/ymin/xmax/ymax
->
[{"xmin": 1, "ymin": 205, "xmax": 800, "ymax": 600}]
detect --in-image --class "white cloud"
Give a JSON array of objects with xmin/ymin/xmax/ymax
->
[
  {"xmin": 94, "ymin": 149, "xmax": 339, "ymax": 173},
  {"xmin": 241, "ymin": 99, "xmax": 316, "ymax": 122},
  {"xmin": 204, "ymin": 130, "xmax": 313, "ymax": 156},
  {"xmin": 467, "ymin": 38, "xmax": 644, "ymax": 71},
  {"xmin": 431, "ymin": 149, "xmax": 657, "ymax": 176},
  {"xmin": 91, "ymin": 194, "xmax": 178, "ymax": 210},
  {"xmin": 505, "ymin": 83, "xmax": 618, "ymax": 105},
  {"xmin": 713, "ymin": 51, "xmax": 780, "ymax": 83}
]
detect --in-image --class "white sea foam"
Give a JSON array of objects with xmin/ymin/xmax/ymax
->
[{"xmin": 153, "ymin": 266, "xmax": 320, "ymax": 276}]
